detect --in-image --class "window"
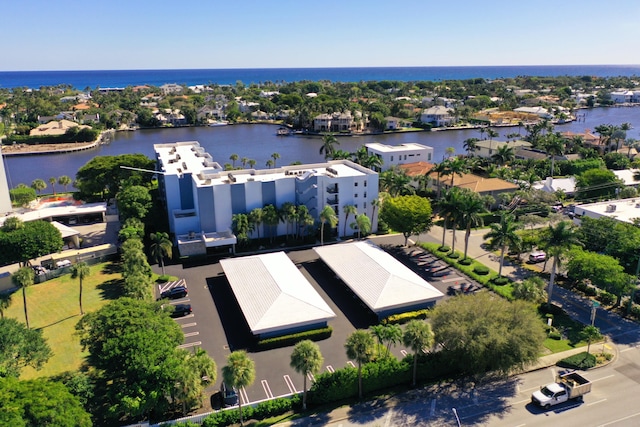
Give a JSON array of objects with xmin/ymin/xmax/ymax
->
[
  {"xmin": 390, "ymin": 155, "xmax": 394, "ymax": 161},
  {"xmin": 355, "ymin": 193, "xmax": 358, "ymax": 198},
  {"xmin": 354, "ymin": 182, "xmax": 358, "ymax": 186},
  {"xmin": 364, "ymin": 181, "xmax": 367, "ymax": 187},
  {"xmin": 364, "ymin": 192, "xmax": 367, "ymax": 198},
  {"xmin": 428, "ymin": 153, "xmax": 432, "ymax": 161},
  {"xmin": 364, "ymin": 202, "xmax": 367, "ymax": 210}
]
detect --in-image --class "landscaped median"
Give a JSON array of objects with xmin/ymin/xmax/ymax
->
[{"xmin": 418, "ymin": 242, "xmax": 515, "ymax": 300}]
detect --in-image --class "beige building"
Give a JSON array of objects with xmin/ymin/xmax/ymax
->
[{"xmin": 29, "ymin": 119, "xmax": 90, "ymax": 136}]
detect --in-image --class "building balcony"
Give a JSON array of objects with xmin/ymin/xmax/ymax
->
[{"xmin": 326, "ymin": 197, "xmax": 339, "ymax": 205}]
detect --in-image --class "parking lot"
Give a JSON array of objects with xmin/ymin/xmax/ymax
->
[{"xmin": 158, "ymin": 236, "xmax": 484, "ymax": 409}]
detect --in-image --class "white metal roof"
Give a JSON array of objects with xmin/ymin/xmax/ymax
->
[
  {"xmin": 219, "ymin": 252, "xmax": 335, "ymax": 335},
  {"xmin": 314, "ymin": 241, "xmax": 443, "ymax": 313}
]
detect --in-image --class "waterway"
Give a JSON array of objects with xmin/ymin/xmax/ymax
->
[{"xmin": 3, "ymin": 107, "xmax": 639, "ymax": 190}]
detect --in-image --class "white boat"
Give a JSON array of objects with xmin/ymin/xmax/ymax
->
[{"xmin": 209, "ymin": 120, "xmax": 229, "ymax": 127}]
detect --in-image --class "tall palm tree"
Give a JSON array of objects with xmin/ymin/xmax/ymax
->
[
  {"xmin": 71, "ymin": 262, "xmax": 90, "ymax": 315},
  {"xmin": 542, "ymin": 133, "xmax": 565, "ymax": 176},
  {"xmin": 58, "ymin": 175, "xmax": 72, "ymax": 192},
  {"xmin": 49, "ymin": 177, "xmax": 57, "ymax": 195},
  {"xmin": 355, "ymin": 213, "xmax": 371, "ymax": 238},
  {"xmin": 439, "ymin": 188, "xmax": 464, "ymax": 252},
  {"xmin": 280, "ymin": 202, "xmax": 296, "ymax": 239},
  {"xmin": 247, "ymin": 159, "xmax": 257, "ymax": 169},
  {"xmin": 296, "ymin": 205, "xmax": 314, "ymax": 240},
  {"xmin": 271, "ymin": 152, "xmax": 280, "ymax": 168},
  {"xmin": 459, "ymin": 190, "xmax": 486, "ymax": 260},
  {"xmin": 442, "ymin": 157, "xmax": 468, "ymax": 188},
  {"xmin": 262, "ymin": 204, "xmax": 280, "ymax": 243},
  {"xmin": 319, "ymin": 134, "xmax": 339, "ymax": 160},
  {"xmin": 345, "ymin": 330, "xmax": 375, "ymax": 399},
  {"xmin": 265, "ymin": 159, "xmax": 274, "ymax": 169},
  {"xmin": 240, "ymin": 157, "xmax": 248, "ymax": 168},
  {"xmin": 290, "ymin": 340, "xmax": 324, "ymax": 410},
  {"xmin": 12, "ymin": 267, "xmax": 34, "ymax": 329},
  {"xmin": 343, "ymin": 204, "xmax": 357, "ymax": 237},
  {"xmin": 540, "ymin": 221, "xmax": 582, "ymax": 306},
  {"xmin": 370, "ymin": 198, "xmax": 380, "ymax": 226},
  {"xmin": 248, "ymin": 207, "xmax": 263, "ymax": 240},
  {"xmin": 463, "ymin": 137, "xmax": 479, "ymax": 156},
  {"xmin": 319, "ymin": 205, "xmax": 338, "ymax": 245},
  {"xmin": 149, "ymin": 232, "xmax": 173, "ymax": 276},
  {"xmin": 483, "ymin": 213, "xmax": 521, "ymax": 277},
  {"xmin": 222, "ymin": 351, "xmax": 256, "ymax": 426},
  {"xmin": 31, "ymin": 179, "xmax": 46, "ymax": 195},
  {"xmin": 403, "ymin": 320, "xmax": 434, "ymax": 387},
  {"xmin": 229, "ymin": 153, "xmax": 239, "ymax": 168},
  {"xmin": 232, "ymin": 213, "xmax": 251, "ymax": 245}
]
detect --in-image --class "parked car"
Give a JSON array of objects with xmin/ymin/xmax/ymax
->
[
  {"xmin": 170, "ymin": 303, "xmax": 192, "ymax": 318},
  {"xmin": 160, "ymin": 285, "xmax": 188, "ymax": 300},
  {"xmin": 427, "ymin": 268, "xmax": 451, "ymax": 278},
  {"xmin": 529, "ymin": 251, "xmax": 546, "ymax": 263},
  {"xmin": 220, "ymin": 382, "xmax": 238, "ymax": 407},
  {"xmin": 447, "ymin": 282, "xmax": 481, "ymax": 295}
]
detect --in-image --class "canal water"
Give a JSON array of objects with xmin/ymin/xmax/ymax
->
[{"xmin": 3, "ymin": 106, "xmax": 639, "ymax": 190}]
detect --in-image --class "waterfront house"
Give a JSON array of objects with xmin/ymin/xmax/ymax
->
[
  {"xmin": 470, "ymin": 139, "xmax": 532, "ymax": 159},
  {"xmin": 313, "ymin": 112, "xmax": 356, "ymax": 132},
  {"xmin": 29, "ymin": 120, "xmax": 90, "ymax": 136},
  {"xmin": 427, "ymin": 171, "xmax": 518, "ymax": 202},
  {"xmin": 365, "ymin": 142, "xmax": 434, "ymax": 172},
  {"xmin": 160, "ymin": 83, "xmax": 184, "ymax": 95},
  {"xmin": 420, "ymin": 106, "xmax": 455, "ymax": 127}
]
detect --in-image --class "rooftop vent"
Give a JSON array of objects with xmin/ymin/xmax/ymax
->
[{"xmin": 605, "ymin": 204, "xmax": 617, "ymax": 213}]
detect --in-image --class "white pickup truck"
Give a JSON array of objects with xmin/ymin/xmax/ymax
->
[{"xmin": 531, "ymin": 371, "xmax": 592, "ymax": 409}]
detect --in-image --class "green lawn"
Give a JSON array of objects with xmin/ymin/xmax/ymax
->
[{"xmin": 5, "ymin": 262, "xmax": 124, "ymax": 379}]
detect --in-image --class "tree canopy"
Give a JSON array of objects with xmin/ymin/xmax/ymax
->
[
  {"xmin": 379, "ymin": 195, "xmax": 433, "ymax": 246},
  {"xmin": 0, "ymin": 317, "xmax": 52, "ymax": 378},
  {"xmin": 430, "ymin": 292, "xmax": 545, "ymax": 375},
  {"xmin": 75, "ymin": 154, "xmax": 155, "ymax": 199},
  {"xmin": 0, "ymin": 376, "xmax": 92, "ymax": 427},
  {"xmin": 0, "ymin": 220, "xmax": 63, "ymax": 267}
]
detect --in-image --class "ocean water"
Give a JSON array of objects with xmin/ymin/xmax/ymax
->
[{"xmin": 1, "ymin": 65, "xmax": 640, "ymax": 89}]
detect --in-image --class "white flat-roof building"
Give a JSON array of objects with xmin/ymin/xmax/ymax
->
[
  {"xmin": 365, "ymin": 142, "xmax": 433, "ymax": 172},
  {"xmin": 314, "ymin": 241, "xmax": 444, "ymax": 319},
  {"xmin": 155, "ymin": 141, "xmax": 379, "ymax": 255},
  {"xmin": 220, "ymin": 252, "xmax": 336, "ymax": 338},
  {"xmin": 574, "ymin": 198, "xmax": 640, "ymax": 224}
]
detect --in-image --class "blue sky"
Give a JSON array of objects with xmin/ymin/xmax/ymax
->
[{"xmin": 4, "ymin": 0, "xmax": 638, "ymax": 71}]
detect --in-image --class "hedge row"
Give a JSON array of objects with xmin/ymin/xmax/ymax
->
[
  {"xmin": 382, "ymin": 309, "xmax": 430, "ymax": 325},
  {"xmin": 254, "ymin": 327, "xmax": 332, "ymax": 351},
  {"xmin": 557, "ymin": 352, "xmax": 596, "ymax": 370},
  {"xmin": 7, "ymin": 128, "xmax": 99, "ymax": 145},
  {"xmin": 419, "ymin": 242, "xmax": 515, "ymax": 300}
]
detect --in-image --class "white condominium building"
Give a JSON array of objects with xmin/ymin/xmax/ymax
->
[
  {"xmin": 365, "ymin": 142, "xmax": 434, "ymax": 172},
  {"xmin": 155, "ymin": 141, "xmax": 379, "ymax": 255}
]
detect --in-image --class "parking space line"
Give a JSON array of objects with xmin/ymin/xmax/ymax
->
[
  {"xmin": 184, "ymin": 332, "xmax": 200, "ymax": 338},
  {"xmin": 181, "ymin": 322, "xmax": 197, "ymax": 329},
  {"xmin": 307, "ymin": 372, "xmax": 315, "ymax": 383},
  {"xmin": 400, "ymin": 350, "xmax": 408, "ymax": 357},
  {"xmin": 347, "ymin": 361, "xmax": 356, "ymax": 368},
  {"xmin": 441, "ymin": 277, "xmax": 463, "ymax": 283},
  {"xmin": 178, "ymin": 341, "xmax": 201, "ymax": 349},
  {"xmin": 176, "ymin": 314, "xmax": 194, "ymax": 320},
  {"xmin": 167, "ymin": 299, "xmax": 190, "ymax": 305},
  {"xmin": 283, "ymin": 375, "xmax": 298, "ymax": 393},
  {"xmin": 239, "ymin": 387, "xmax": 249, "ymax": 405},
  {"xmin": 261, "ymin": 380, "xmax": 274, "ymax": 399},
  {"xmin": 326, "ymin": 365, "xmax": 335, "ymax": 373}
]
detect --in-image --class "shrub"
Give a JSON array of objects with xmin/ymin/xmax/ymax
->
[
  {"xmin": 254, "ymin": 327, "xmax": 332, "ymax": 351},
  {"xmin": 558, "ymin": 352, "xmax": 597, "ymax": 369},
  {"xmin": 438, "ymin": 246, "xmax": 450, "ymax": 252},
  {"xmin": 382, "ymin": 309, "xmax": 430, "ymax": 325},
  {"xmin": 458, "ymin": 258, "xmax": 472, "ymax": 266},
  {"xmin": 447, "ymin": 252, "xmax": 460, "ymax": 259},
  {"xmin": 473, "ymin": 265, "xmax": 490, "ymax": 275},
  {"xmin": 597, "ymin": 290, "xmax": 615, "ymax": 306},
  {"xmin": 492, "ymin": 277, "xmax": 510, "ymax": 286},
  {"xmin": 548, "ymin": 331, "xmax": 562, "ymax": 340}
]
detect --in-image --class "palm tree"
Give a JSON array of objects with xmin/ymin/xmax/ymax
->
[
  {"xmin": 580, "ymin": 325, "xmax": 601, "ymax": 355},
  {"xmin": 222, "ymin": 351, "xmax": 256, "ymax": 426},
  {"xmin": 319, "ymin": 133, "xmax": 339, "ymax": 160},
  {"xmin": 491, "ymin": 144, "xmax": 515, "ymax": 166},
  {"xmin": 248, "ymin": 207, "xmax": 263, "ymax": 240},
  {"xmin": 229, "ymin": 153, "xmax": 239, "ymax": 168},
  {"xmin": 459, "ymin": 190, "xmax": 486, "ymax": 260},
  {"xmin": 442, "ymin": 157, "xmax": 468, "ymax": 188},
  {"xmin": 540, "ymin": 221, "xmax": 582, "ymax": 306},
  {"xmin": 271, "ymin": 152, "xmax": 280, "ymax": 168},
  {"xmin": 262, "ymin": 204, "xmax": 280, "ymax": 243},
  {"xmin": 0, "ymin": 292, "xmax": 12, "ymax": 318},
  {"xmin": 445, "ymin": 146, "xmax": 455, "ymax": 158},
  {"xmin": 149, "ymin": 232, "xmax": 173, "ymax": 276},
  {"xmin": 483, "ymin": 213, "xmax": 521, "ymax": 277},
  {"xmin": 345, "ymin": 330, "xmax": 375, "ymax": 399},
  {"xmin": 12, "ymin": 267, "xmax": 34, "ymax": 329},
  {"xmin": 71, "ymin": 262, "xmax": 90, "ymax": 315},
  {"xmin": 247, "ymin": 159, "xmax": 257, "ymax": 169},
  {"xmin": 58, "ymin": 175, "xmax": 72, "ymax": 192},
  {"xmin": 542, "ymin": 133, "xmax": 565, "ymax": 176},
  {"xmin": 31, "ymin": 179, "xmax": 46, "ymax": 195},
  {"xmin": 478, "ymin": 126, "xmax": 487, "ymax": 140},
  {"xmin": 290, "ymin": 340, "xmax": 324, "ymax": 410},
  {"xmin": 370, "ymin": 198, "xmax": 380, "ymax": 226},
  {"xmin": 319, "ymin": 205, "xmax": 338, "ymax": 245},
  {"xmin": 355, "ymin": 214, "xmax": 371, "ymax": 238},
  {"xmin": 49, "ymin": 177, "xmax": 57, "ymax": 195},
  {"xmin": 342, "ymin": 204, "xmax": 357, "ymax": 238},
  {"xmin": 232, "ymin": 213, "xmax": 251, "ymax": 245},
  {"xmin": 403, "ymin": 320, "xmax": 434, "ymax": 387},
  {"xmin": 265, "ymin": 159, "xmax": 274, "ymax": 168},
  {"xmin": 439, "ymin": 188, "xmax": 464, "ymax": 253},
  {"xmin": 463, "ymin": 137, "xmax": 479, "ymax": 156},
  {"xmin": 296, "ymin": 205, "xmax": 314, "ymax": 240}
]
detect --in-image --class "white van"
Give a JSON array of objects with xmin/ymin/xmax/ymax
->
[{"xmin": 529, "ymin": 251, "xmax": 546, "ymax": 263}]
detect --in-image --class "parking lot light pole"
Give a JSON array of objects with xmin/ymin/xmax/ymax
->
[{"xmin": 452, "ymin": 408, "xmax": 461, "ymax": 427}]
